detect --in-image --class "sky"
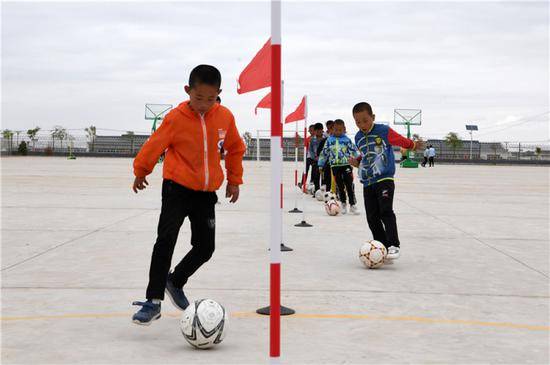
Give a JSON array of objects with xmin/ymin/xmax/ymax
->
[{"xmin": 1, "ymin": 0, "xmax": 548, "ymax": 142}]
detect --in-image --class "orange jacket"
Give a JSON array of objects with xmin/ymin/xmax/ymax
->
[{"xmin": 134, "ymin": 101, "xmax": 246, "ymax": 192}]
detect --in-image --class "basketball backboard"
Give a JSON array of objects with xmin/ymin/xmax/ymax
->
[
  {"xmin": 145, "ymin": 104, "xmax": 173, "ymax": 120},
  {"xmin": 394, "ymin": 109, "xmax": 422, "ymax": 126}
]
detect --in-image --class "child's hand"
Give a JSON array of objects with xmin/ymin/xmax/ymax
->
[
  {"xmin": 133, "ymin": 176, "xmax": 149, "ymax": 193},
  {"xmin": 226, "ymin": 184, "xmax": 240, "ymax": 203},
  {"xmin": 348, "ymin": 157, "xmax": 359, "ymax": 168},
  {"xmin": 414, "ymin": 140, "xmax": 426, "ymax": 151}
]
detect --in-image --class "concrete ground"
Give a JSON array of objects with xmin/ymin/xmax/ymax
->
[{"xmin": 1, "ymin": 157, "xmax": 548, "ymax": 364}]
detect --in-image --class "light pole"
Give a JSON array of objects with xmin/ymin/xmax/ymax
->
[{"xmin": 465, "ymin": 124, "xmax": 478, "ymax": 160}]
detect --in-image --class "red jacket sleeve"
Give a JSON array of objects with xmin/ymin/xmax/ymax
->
[{"xmin": 388, "ymin": 128, "xmax": 415, "ymax": 149}]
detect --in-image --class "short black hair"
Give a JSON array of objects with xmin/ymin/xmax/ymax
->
[
  {"xmin": 308, "ymin": 124, "xmax": 315, "ymax": 129},
  {"xmin": 189, "ymin": 65, "xmax": 222, "ymax": 89},
  {"xmin": 326, "ymin": 120, "xmax": 335, "ymax": 128},
  {"xmin": 352, "ymin": 102, "xmax": 373, "ymax": 115},
  {"xmin": 334, "ymin": 119, "xmax": 345, "ymax": 127},
  {"xmin": 314, "ymin": 122, "xmax": 324, "ymax": 130},
  {"xmin": 216, "ymin": 96, "xmax": 221, "ymax": 103}
]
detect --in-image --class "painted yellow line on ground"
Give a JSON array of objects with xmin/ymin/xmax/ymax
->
[{"xmin": 1, "ymin": 311, "xmax": 548, "ymax": 332}]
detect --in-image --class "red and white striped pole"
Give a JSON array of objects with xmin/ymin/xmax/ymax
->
[{"xmin": 270, "ymin": 0, "xmax": 282, "ymax": 363}]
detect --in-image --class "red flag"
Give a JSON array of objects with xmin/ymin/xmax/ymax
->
[
  {"xmin": 285, "ymin": 96, "xmax": 306, "ymax": 123},
  {"xmin": 237, "ymin": 38, "xmax": 271, "ymax": 94},
  {"xmin": 255, "ymin": 92, "xmax": 271, "ymax": 114}
]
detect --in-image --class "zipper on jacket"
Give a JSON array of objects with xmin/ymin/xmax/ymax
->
[{"xmin": 200, "ymin": 113, "xmax": 209, "ymax": 191}]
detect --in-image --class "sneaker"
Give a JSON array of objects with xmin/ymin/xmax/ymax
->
[
  {"xmin": 341, "ymin": 203, "xmax": 348, "ymax": 215},
  {"xmin": 165, "ymin": 274, "xmax": 190, "ymax": 311},
  {"xmin": 132, "ymin": 300, "xmax": 161, "ymax": 325},
  {"xmin": 349, "ymin": 205, "xmax": 360, "ymax": 215},
  {"xmin": 387, "ymin": 246, "xmax": 400, "ymax": 260}
]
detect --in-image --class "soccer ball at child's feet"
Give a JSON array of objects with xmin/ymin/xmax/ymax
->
[
  {"xmin": 315, "ymin": 189, "xmax": 325, "ymax": 201},
  {"xmin": 359, "ymin": 240, "xmax": 387, "ymax": 269},
  {"xmin": 324, "ymin": 199, "xmax": 340, "ymax": 216},
  {"xmin": 323, "ymin": 191, "xmax": 336, "ymax": 202},
  {"xmin": 387, "ymin": 246, "xmax": 400, "ymax": 260},
  {"xmin": 180, "ymin": 299, "xmax": 228, "ymax": 349}
]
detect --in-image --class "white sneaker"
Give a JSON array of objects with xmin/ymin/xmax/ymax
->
[
  {"xmin": 349, "ymin": 205, "xmax": 360, "ymax": 215},
  {"xmin": 341, "ymin": 203, "xmax": 348, "ymax": 215},
  {"xmin": 386, "ymin": 246, "xmax": 400, "ymax": 260}
]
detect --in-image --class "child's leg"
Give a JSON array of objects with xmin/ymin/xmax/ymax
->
[
  {"xmin": 374, "ymin": 180, "xmax": 399, "ymax": 247},
  {"xmin": 311, "ymin": 163, "xmax": 320, "ymax": 191},
  {"xmin": 342, "ymin": 165, "xmax": 356, "ymax": 205},
  {"xmin": 332, "ymin": 167, "xmax": 347, "ymax": 203},
  {"xmin": 324, "ymin": 165, "xmax": 332, "ymax": 190},
  {"xmin": 146, "ymin": 180, "xmax": 188, "ymax": 300},
  {"xmin": 363, "ymin": 185, "xmax": 387, "ymax": 244},
  {"xmin": 170, "ymin": 191, "xmax": 217, "ymax": 288}
]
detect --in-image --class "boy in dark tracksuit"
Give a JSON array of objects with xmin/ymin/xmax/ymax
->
[
  {"xmin": 349, "ymin": 102, "xmax": 424, "ymax": 261},
  {"xmin": 308, "ymin": 123, "xmax": 324, "ymax": 194},
  {"xmin": 131, "ymin": 65, "xmax": 246, "ymax": 325},
  {"xmin": 317, "ymin": 120, "xmax": 335, "ymax": 191},
  {"xmin": 318, "ymin": 119, "xmax": 360, "ymax": 215}
]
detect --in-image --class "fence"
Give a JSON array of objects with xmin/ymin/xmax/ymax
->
[{"xmin": 2, "ymin": 132, "xmax": 549, "ymax": 162}]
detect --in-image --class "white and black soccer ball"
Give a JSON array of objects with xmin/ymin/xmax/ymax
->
[
  {"xmin": 359, "ymin": 240, "xmax": 387, "ymax": 269},
  {"xmin": 323, "ymin": 191, "xmax": 336, "ymax": 202},
  {"xmin": 180, "ymin": 299, "xmax": 228, "ymax": 349},
  {"xmin": 324, "ymin": 199, "xmax": 340, "ymax": 216},
  {"xmin": 315, "ymin": 189, "xmax": 325, "ymax": 201}
]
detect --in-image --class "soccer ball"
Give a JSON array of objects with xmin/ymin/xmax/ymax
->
[
  {"xmin": 359, "ymin": 240, "xmax": 387, "ymax": 269},
  {"xmin": 180, "ymin": 299, "xmax": 228, "ymax": 349},
  {"xmin": 323, "ymin": 191, "xmax": 336, "ymax": 202},
  {"xmin": 324, "ymin": 199, "xmax": 340, "ymax": 216},
  {"xmin": 315, "ymin": 189, "xmax": 325, "ymax": 201}
]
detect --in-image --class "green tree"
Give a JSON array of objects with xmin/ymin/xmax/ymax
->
[
  {"xmin": 85, "ymin": 125, "xmax": 97, "ymax": 152},
  {"xmin": 27, "ymin": 127, "xmax": 41, "ymax": 151},
  {"xmin": 18, "ymin": 141, "xmax": 28, "ymax": 155},
  {"xmin": 2, "ymin": 129, "xmax": 14, "ymax": 154},
  {"xmin": 52, "ymin": 126, "xmax": 67, "ymax": 151},
  {"xmin": 535, "ymin": 146, "xmax": 542, "ymax": 160},
  {"xmin": 445, "ymin": 132, "xmax": 463, "ymax": 159}
]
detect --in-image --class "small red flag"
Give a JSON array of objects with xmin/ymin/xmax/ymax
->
[
  {"xmin": 255, "ymin": 92, "xmax": 271, "ymax": 115},
  {"xmin": 284, "ymin": 96, "xmax": 306, "ymax": 123},
  {"xmin": 237, "ymin": 39, "xmax": 271, "ymax": 94}
]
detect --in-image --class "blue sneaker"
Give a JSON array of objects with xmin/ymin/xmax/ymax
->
[
  {"xmin": 165, "ymin": 275, "xmax": 190, "ymax": 311},
  {"xmin": 132, "ymin": 300, "xmax": 161, "ymax": 325}
]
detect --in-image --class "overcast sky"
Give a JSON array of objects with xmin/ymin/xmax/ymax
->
[{"xmin": 2, "ymin": 1, "xmax": 548, "ymax": 142}]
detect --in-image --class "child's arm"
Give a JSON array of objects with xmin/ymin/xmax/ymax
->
[
  {"xmin": 388, "ymin": 128, "xmax": 423, "ymax": 151},
  {"xmin": 132, "ymin": 116, "xmax": 174, "ymax": 192},
  {"xmin": 223, "ymin": 116, "xmax": 246, "ymax": 186},
  {"xmin": 318, "ymin": 141, "xmax": 329, "ymax": 169}
]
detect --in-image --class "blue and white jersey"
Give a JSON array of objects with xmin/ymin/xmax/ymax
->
[
  {"xmin": 355, "ymin": 124, "xmax": 396, "ymax": 186},
  {"xmin": 318, "ymin": 134, "xmax": 360, "ymax": 168}
]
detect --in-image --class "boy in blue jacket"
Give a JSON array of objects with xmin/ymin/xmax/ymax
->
[
  {"xmin": 318, "ymin": 119, "xmax": 360, "ymax": 215},
  {"xmin": 349, "ymin": 102, "xmax": 424, "ymax": 260}
]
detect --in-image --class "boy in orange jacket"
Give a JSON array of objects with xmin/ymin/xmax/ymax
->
[{"xmin": 131, "ymin": 65, "xmax": 246, "ymax": 325}]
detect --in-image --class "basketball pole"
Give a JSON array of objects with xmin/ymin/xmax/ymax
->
[{"xmin": 270, "ymin": 0, "xmax": 282, "ymax": 362}]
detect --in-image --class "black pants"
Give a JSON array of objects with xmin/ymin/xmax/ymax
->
[
  {"xmin": 428, "ymin": 157, "xmax": 434, "ymax": 167},
  {"xmin": 321, "ymin": 164, "xmax": 332, "ymax": 191},
  {"xmin": 421, "ymin": 157, "xmax": 428, "ymax": 167},
  {"xmin": 310, "ymin": 162, "xmax": 320, "ymax": 192},
  {"xmin": 331, "ymin": 165, "xmax": 356, "ymax": 205},
  {"xmin": 363, "ymin": 180, "xmax": 399, "ymax": 249},
  {"xmin": 146, "ymin": 180, "xmax": 217, "ymax": 300}
]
